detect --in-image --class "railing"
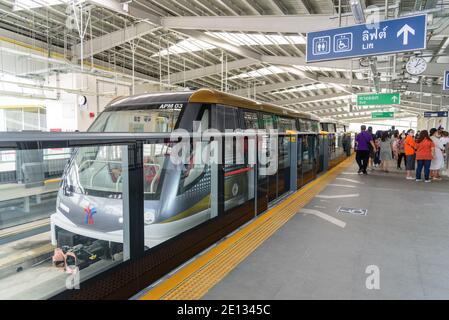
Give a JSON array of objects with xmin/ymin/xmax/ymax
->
[
  {"xmin": 0, "ymin": 131, "xmax": 344, "ymax": 300},
  {"xmin": 0, "ymin": 149, "xmax": 73, "ymax": 184}
]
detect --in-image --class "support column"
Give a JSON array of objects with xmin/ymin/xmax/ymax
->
[{"xmin": 290, "ymin": 135, "xmax": 298, "ymax": 191}]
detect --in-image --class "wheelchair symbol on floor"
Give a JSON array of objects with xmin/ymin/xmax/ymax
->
[{"xmin": 333, "ymin": 33, "xmax": 353, "ymax": 53}]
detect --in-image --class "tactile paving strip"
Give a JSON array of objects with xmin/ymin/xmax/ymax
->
[{"xmin": 140, "ymin": 155, "xmax": 354, "ymax": 300}]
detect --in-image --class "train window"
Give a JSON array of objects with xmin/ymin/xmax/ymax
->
[
  {"xmin": 262, "ymin": 114, "xmax": 275, "ymax": 130},
  {"xmin": 225, "ymin": 107, "xmax": 239, "ymax": 130},
  {"xmin": 143, "ymin": 143, "xmax": 171, "ymax": 198},
  {"xmin": 65, "ymin": 145, "xmax": 125, "ymax": 197},
  {"xmin": 278, "ymin": 117, "xmax": 296, "ymax": 132},
  {"xmin": 320, "ymin": 123, "xmax": 324, "ymax": 131},
  {"xmin": 212, "ymin": 105, "xmax": 239, "ymax": 131},
  {"xmin": 89, "ymin": 107, "xmax": 180, "ymax": 133},
  {"xmin": 243, "ymin": 111, "xmax": 259, "ymax": 129},
  {"xmin": 311, "ymin": 121, "xmax": 319, "ymax": 133},
  {"xmin": 299, "ymin": 119, "xmax": 311, "ymax": 132},
  {"xmin": 178, "ymin": 108, "xmax": 209, "ymax": 194},
  {"xmin": 321, "ymin": 123, "xmax": 328, "ymax": 132},
  {"xmin": 337, "ymin": 124, "xmax": 346, "ymax": 133}
]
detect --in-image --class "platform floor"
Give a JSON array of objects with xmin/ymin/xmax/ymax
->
[{"xmin": 203, "ymin": 164, "xmax": 449, "ymax": 299}]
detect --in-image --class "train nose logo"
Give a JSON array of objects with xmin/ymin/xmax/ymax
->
[{"xmin": 84, "ymin": 206, "xmax": 97, "ymax": 225}]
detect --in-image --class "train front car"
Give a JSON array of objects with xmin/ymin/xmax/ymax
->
[{"xmin": 50, "ymin": 91, "xmax": 210, "ymax": 266}]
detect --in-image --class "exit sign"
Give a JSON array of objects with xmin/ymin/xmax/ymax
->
[
  {"xmin": 357, "ymin": 93, "xmax": 400, "ymax": 106},
  {"xmin": 372, "ymin": 112, "xmax": 395, "ymax": 119}
]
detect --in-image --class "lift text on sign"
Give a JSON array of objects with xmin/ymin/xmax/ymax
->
[{"xmin": 306, "ymin": 14, "xmax": 427, "ymax": 62}]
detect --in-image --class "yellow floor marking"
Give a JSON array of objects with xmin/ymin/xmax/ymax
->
[
  {"xmin": 44, "ymin": 178, "xmax": 62, "ymax": 185},
  {"xmin": 140, "ymin": 155, "xmax": 354, "ymax": 300}
]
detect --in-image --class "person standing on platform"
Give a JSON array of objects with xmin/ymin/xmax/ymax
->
[
  {"xmin": 441, "ymin": 131, "xmax": 449, "ymax": 171},
  {"xmin": 404, "ymin": 129, "xmax": 416, "ymax": 180},
  {"xmin": 355, "ymin": 125, "xmax": 376, "ymax": 175},
  {"xmin": 395, "ymin": 132, "xmax": 407, "ymax": 170},
  {"xmin": 379, "ymin": 131, "xmax": 393, "ymax": 173},
  {"xmin": 415, "ymin": 130, "xmax": 435, "ymax": 183},
  {"xmin": 440, "ymin": 131, "xmax": 449, "ymax": 150},
  {"xmin": 429, "ymin": 128, "xmax": 444, "ymax": 181},
  {"xmin": 367, "ymin": 126, "xmax": 376, "ymax": 170}
]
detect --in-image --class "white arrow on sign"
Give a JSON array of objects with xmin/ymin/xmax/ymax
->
[
  {"xmin": 397, "ymin": 24, "xmax": 415, "ymax": 45},
  {"xmin": 391, "ymin": 96, "xmax": 398, "ymax": 103}
]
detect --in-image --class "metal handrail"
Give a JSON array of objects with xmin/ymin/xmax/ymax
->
[{"xmin": 0, "ymin": 131, "xmax": 319, "ymax": 150}]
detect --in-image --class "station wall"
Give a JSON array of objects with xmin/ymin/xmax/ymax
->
[{"xmin": 417, "ymin": 116, "xmax": 449, "ymax": 132}]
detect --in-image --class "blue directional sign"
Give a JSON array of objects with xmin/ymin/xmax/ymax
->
[
  {"xmin": 444, "ymin": 70, "xmax": 449, "ymax": 91},
  {"xmin": 424, "ymin": 111, "xmax": 448, "ymax": 118},
  {"xmin": 306, "ymin": 14, "xmax": 427, "ymax": 62}
]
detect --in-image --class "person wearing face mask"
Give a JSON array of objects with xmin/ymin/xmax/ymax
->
[
  {"xmin": 429, "ymin": 128, "xmax": 444, "ymax": 181},
  {"xmin": 395, "ymin": 132, "xmax": 407, "ymax": 170},
  {"xmin": 404, "ymin": 129, "xmax": 416, "ymax": 180}
]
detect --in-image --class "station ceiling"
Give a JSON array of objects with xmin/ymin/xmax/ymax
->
[{"xmin": 0, "ymin": 0, "xmax": 448, "ymax": 122}]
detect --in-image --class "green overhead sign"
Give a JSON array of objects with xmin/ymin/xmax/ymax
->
[
  {"xmin": 371, "ymin": 112, "xmax": 395, "ymax": 119},
  {"xmin": 357, "ymin": 93, "xmax": 400, "ymax": 106}
]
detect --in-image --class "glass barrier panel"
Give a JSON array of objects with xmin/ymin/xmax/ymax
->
[
  {"xmin": 143, "ymin": 140, "xmax": 212, "ymax": 250},
  {"xmin": 224, "ymin": 134, "xmax": 256, "ymax": 215},
  {"xmin": 277, "ymin": 134, "xmax": 290, "ymax": 197},
  {"xmin": 0, "ymin": 145, "xmax": 128, "ymax": 299}
]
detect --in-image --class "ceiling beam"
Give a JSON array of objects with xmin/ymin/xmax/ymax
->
[
  {"xmin": 74, "ymin": 22, "xmax": 160, "ymax": 59},
  {"xmin": 274, "ymin": 92, "xmax": 352, "ymax": 105},
  {"xmin": 84, "ymin": 0, "xmax": 162, "ymax": 22},
  {"xmin": 296, "ymin": 102, "xmax": 349, "ymax": 112},
  {"xmin": 318, "ymin": 76, "xmax": 447, "ymax": 95},
  {"xmin": 264, "ymin": 56, "xmax": 447, "ymax": 78},
  {"xmin": 315, "ymin": 104, "xmax": 433, "ymax": 117},
  {"xmin": 299, "ymin": 0, "xmax": 314, "ymax": 14},
  {"xmin": 167, "ymin": 58, "xmax": 256, "ymax": 84},
  {"xmin": 260, "ymin": 55, "xmax": 360, "ymax": 70},
  {"xmin": 0, "ymin": 28, "xmax": 161, "ymax": 84},
  {"xmin": 160, "ymin": 14, "xmax": 354, "ymax": 33},
  {"xmin": 86, "ymin": 0, "xmax": 263, "ymax": 62},
  {"xmin": 175, "ymin": 29, "xmax": 261, "ymax": 61},
  {"xmin": 336, "ymin": 112, "xmax": 417, "ymax": 121},
  {"xmin": 230, "ymin": 78, "xmax": 316, "ymax": 96},
  {"xmin": 401, "ymin": 95, "xmax": 449, "ymax": 107}
]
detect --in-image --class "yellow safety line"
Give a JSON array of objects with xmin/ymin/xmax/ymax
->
[
  {"xmin": 140, "ymin": 155, "xmax": 354, "ymax": 300},
  {"xmin": 44, "ymin": 178, "xmax": 62, "ymax": 185}
]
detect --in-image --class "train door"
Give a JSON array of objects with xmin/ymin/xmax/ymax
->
[
  {"xmin": 243, "ymin": 111, "xmax": 267, "ymax": 215},
  {"xmin": 277, "ymin": 117, "xmax": 294, "ymax": 198},
  {"xmin": 300, "ymin": 119, "xmax": 318, "ymax": 185},
  {"xmin": 302, "ymin": 134, "xmax": 316, "ymax": 185},
  {"xmin": 261, "ymin": 113, "xmax": 277, "ymax": 203},
  {"xmin": 297, "ymin": 134, "xmax": 304, "ymax": 188},
  {"xmin": 212, "ymin": 105, "xmax": 255, "ymax": 219}
]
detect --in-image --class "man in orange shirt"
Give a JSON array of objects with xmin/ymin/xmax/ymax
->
[{"xmin": 404, "ymin": 129, "xmax": 416, "ymax": 180}]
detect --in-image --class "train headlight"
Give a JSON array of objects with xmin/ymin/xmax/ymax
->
[{"xmin": 144, "ymin": 210, "xmax": 156, "ymax": 224}]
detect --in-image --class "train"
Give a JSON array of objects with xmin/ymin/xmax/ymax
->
[
  {"xmin": 50, "ymin": 89, "xmax": 352, "ymax": 269},
  {"xmin": 318, "ymin": 118, "xmax": 352, "ymax": 170}
]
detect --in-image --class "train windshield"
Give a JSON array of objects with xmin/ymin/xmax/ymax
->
[
  {"xmin": 89, "ymin": 107, "xmax": 180, "ymax": 133},
  {"xmin": 65, "ymin": 106, "xmax": 181, "ymax": 199}
]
